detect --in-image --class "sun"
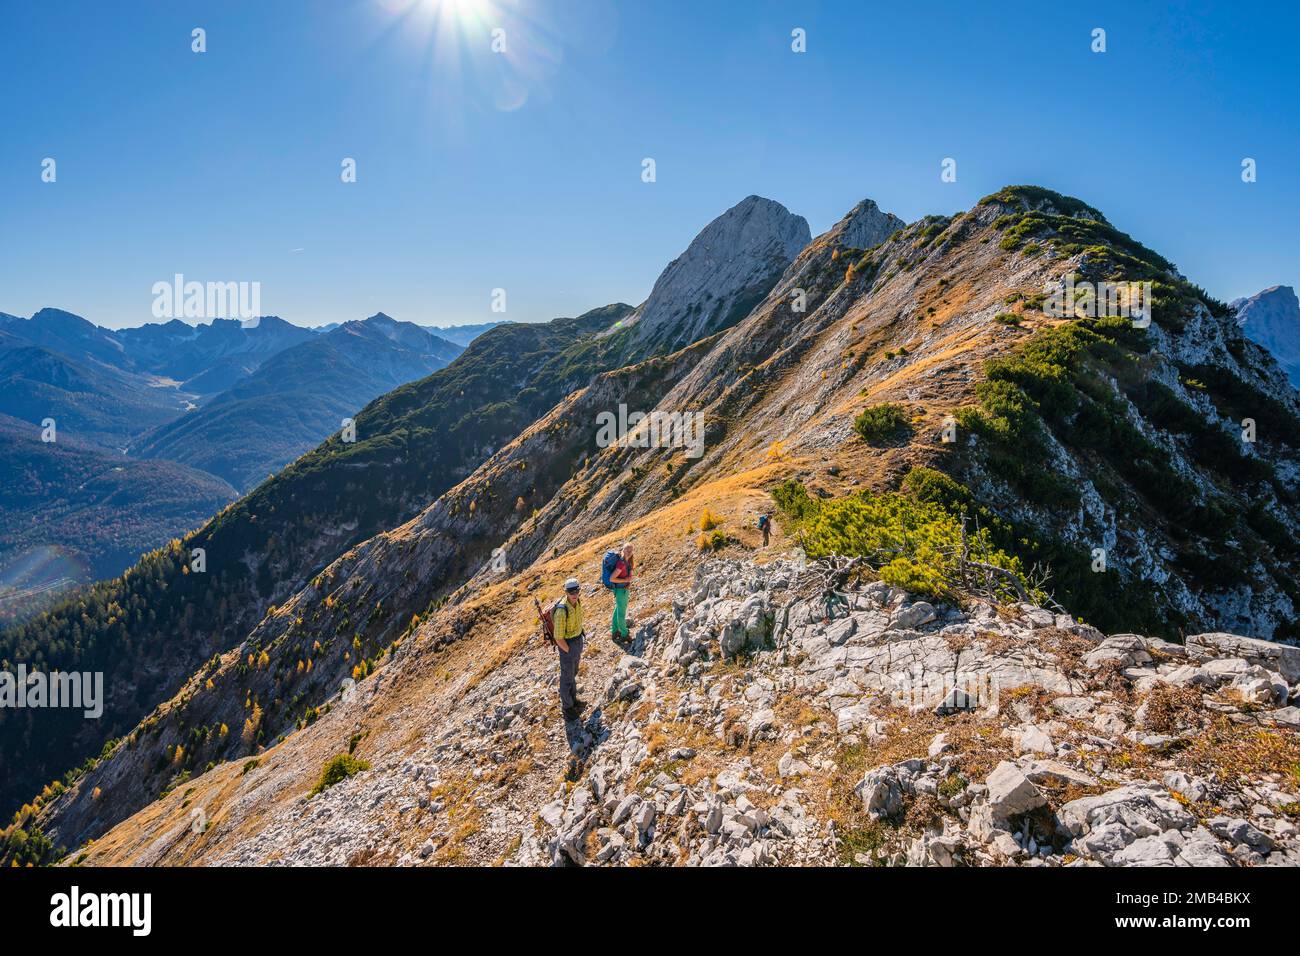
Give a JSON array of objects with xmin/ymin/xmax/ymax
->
[
  {"xmin": 377, "ymin": 0, "xmax": 496, "ymax": 32},
  {"xmin": 421, "ymin": 0, "xmax": 493, "ymax": 30},
  {"xmin": 373, "ymin": 0, "xmax": 560, "ymax": 116},
  {"xmin": 438, "ymin": 0, "xmax": 490, "ymax": 23},
  {"xmin": 373, "ymin": 0, "xmax": 503, "ymax": 58}
]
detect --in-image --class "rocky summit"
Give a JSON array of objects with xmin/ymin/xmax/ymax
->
[{"xmin": 630, "ymin": 195, "xmax": 814, "ymax": 354}]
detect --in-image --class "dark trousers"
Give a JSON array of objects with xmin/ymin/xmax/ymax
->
[{"xmin": 557, "ymin": 634, "xmax": 584, "ymax": 710}]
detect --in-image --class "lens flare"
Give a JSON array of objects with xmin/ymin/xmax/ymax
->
[{"xmin": 371, "ymin": 0, "xmax": 569, "ymax": 117}]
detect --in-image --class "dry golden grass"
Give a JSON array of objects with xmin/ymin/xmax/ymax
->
[
  {"xmin": 1183, "ymin": 717, "xmax": 1300, "ymax": 783},
  {"xmin": 429, "ymin": 776, "xmax": 486, "ymax": 864},
  {"xmin": 1140, "ymin": 685, "xmax": 1203, "ymax": 734},
  {"xmin": 493, "ymin": 834, "xmax": 523, "ymax": 866}
]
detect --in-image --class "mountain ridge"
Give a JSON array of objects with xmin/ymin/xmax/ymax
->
[
  {"xmin": 0, "ymin": 195, "xmax": 822, "ymax": 827},
  {"xmin": 5, "ymin": 186, "xmax": 1297, "ymax": 869}
]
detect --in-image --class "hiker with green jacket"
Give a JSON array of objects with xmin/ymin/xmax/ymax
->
[{"xmin": 553, "ymin": 578, "xmax": 586, "ymax": 720}]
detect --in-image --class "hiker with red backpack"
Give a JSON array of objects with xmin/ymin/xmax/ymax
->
[
  {"xmin": 536, "ymin": 578, "xmax": 587, "ymax": 721},
  {"xmin": 601, "ymin": 542, "xmax": 634, "ymax": 643}
]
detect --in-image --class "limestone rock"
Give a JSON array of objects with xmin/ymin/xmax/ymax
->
[
  {"xmin": 985, "ymin": 762, "xmax": 1046, "ymax": 821},
  {"xmin": 1186, "ymin": 632, "xmax": 1300, "ymax": 683}
]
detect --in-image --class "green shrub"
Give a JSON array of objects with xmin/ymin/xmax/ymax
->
[
  {"xmin": 994, "ymin": 313, "xmax": 1022, "ymax": 325},
  {"xmin": 901, "ymin": 467, "xmax": 972, "ymax": 511},
  {"xmin": 771, "ymin": 481, "xmax": 1032, "ymax": 603},
  {"xmin": 309, "ymin": 753, "xmax": 371, "ymax": 797},
  {"xmin": 771, "ymin": 479, "xmax": 816, "ymax": 521},
  {"xmin": 1127, "ymin": 380, "xmax": 1202, "ymax": 433},
  {"xmin": 782, "ymin": 468, "xmax": 1182, "ymax": 637},
  {"xmin": 853, "ymin": 403, "xmax": 911, "ymax": 445},
  {"xmin": 982, "ymin": 186, "xmax": 1106, "ymax": 222},
  {"xmin": 696, "ymin": 529, "xmax": 728, "ymax": 552},
  {"xmin": 1182, "ymin": 364, "xmax": 1300, "ymax": 449},
  {"xmin": 908, "ymin": 469, "xmax": 1179, "ymax": 637},
  {"xmin": 937, "ymin": 773, "xmax": 968, "ymax": 799}
]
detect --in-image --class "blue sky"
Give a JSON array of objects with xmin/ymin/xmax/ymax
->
[{"xmin": 2, "ymin": 0, "xmax": 1297, "ymax": 329}]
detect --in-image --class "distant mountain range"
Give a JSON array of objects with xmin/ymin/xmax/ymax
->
[
  {"xmin": 114, "ymin": 314, "xmax": 318, "ymax": 394},
  {"xmin": 130, "ymin": 314, "xmax": 463, "ymax": 491},
  {"xmin": 0, "ymin": 326, "xmax": 190, "ymax": 450},
  {"xmin": 431, "ymin": 321, "xmax": 508, "ymax": 346},
  {"xmin": 0, "ymin": 309, "xmax": 471, "ymax": 622}
]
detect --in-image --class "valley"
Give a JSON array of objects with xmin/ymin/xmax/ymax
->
[{"xmin": 0, "ymin": 311, "xmax": 467, "ymax": 627}]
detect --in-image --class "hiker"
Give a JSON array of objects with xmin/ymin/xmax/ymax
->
[
  {"xmin": 553, "ymin": 578, "xmax": 586, "ymax": 720},
  {"xmin": 602, "ymin": 542, "xmax": 634, "ymax": 642},
  {"xmin": 757, "ymin": 513, "xmax": 771, "ymax": 547}
]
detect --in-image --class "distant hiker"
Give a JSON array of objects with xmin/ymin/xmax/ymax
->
[
  {"xmin": 553, "ymin": 578, "xmax": 586, "ymax": 720},
  {"xmin": 602, "ymin": 542, "xmax": 634, "ymax": 642},
  {"xmin": 757, "ymin": 513, "xmax": 771, "ymax": 547}
]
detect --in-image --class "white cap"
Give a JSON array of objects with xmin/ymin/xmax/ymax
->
[{"xmin": 564, "ymin": 577, "xmax": 581, "ymax": 592}]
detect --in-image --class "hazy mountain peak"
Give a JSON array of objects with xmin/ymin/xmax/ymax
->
[
  {"xmin": 31, "ymin": 307, "xmax": 96, "ymax": 327},
  {"xmin": 13, "ymin": 308, "xmax": 128, "ymax": 370},
  {"xmin": 1233, "ymin": 284, "xmax": 1300, "ymax": 386},
  {"xmin": 1233, "ymin": 284, "xmax": 1297, "ymax": 310},
  {"xmin": 243, "ymin": 315, "xmax": 292, "ymax": 331}
]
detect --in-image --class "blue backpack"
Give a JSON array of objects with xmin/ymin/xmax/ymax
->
[
  {"xmin": 601, "ymin": 550, "xmax": 621, "ymax": 589},
  {"xmin": 757, "ymin": 514, "xmax": 770, "ymax": 530}
]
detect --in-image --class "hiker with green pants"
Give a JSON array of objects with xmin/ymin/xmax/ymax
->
[{"xmin": 607, "ymin": 542, "xmax": 633, "ymax": 641}]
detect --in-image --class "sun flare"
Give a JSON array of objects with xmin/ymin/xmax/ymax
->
[{"xmin": 373, "ymin": 0, "xmax": 560, "ymax": 115}]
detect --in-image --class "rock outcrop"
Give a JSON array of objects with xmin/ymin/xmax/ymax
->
[
  {"xmin": 512, "ymin": 559, "xmax": 1300, "ymax": 867},
  {"xmin": 630, "ymin": 195, "xmax": 812, "ymax": 354},
  {"xmin": 109, "ymin": 556, "xmax": 1299, "ymax": 869},
  {"xmin": 825, "ymin": 198, "xmax": 906, "ymax": 250}
]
